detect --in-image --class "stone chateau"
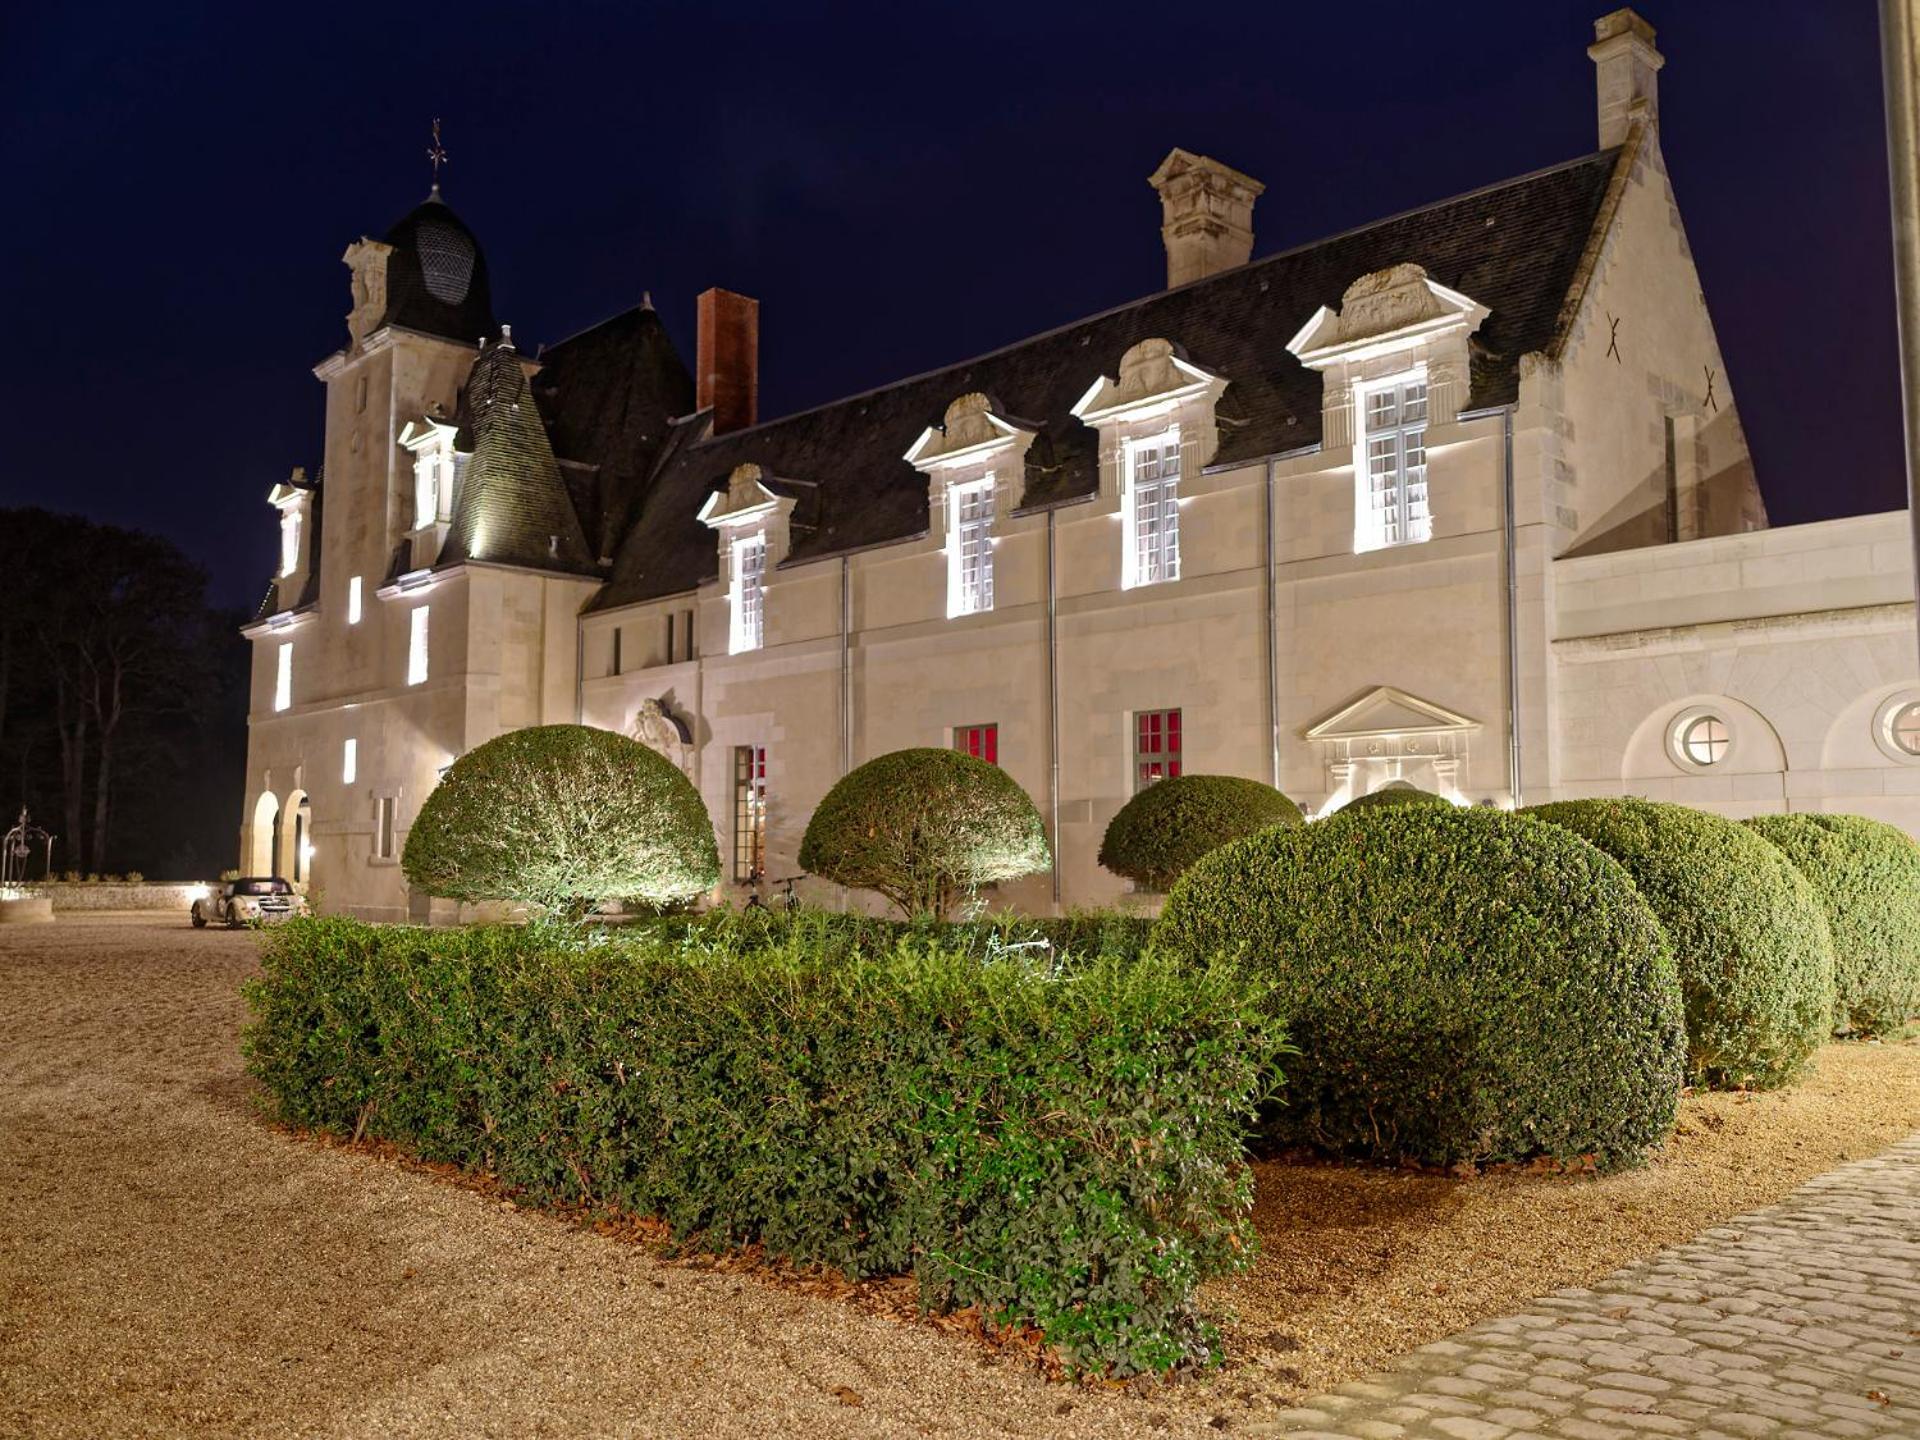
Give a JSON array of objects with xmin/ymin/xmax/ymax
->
[{"xmin": 243, "ymin": 9, "xmax": 1920, "ymax": 920}]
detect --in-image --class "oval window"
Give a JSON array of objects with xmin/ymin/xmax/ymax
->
[{"xmin": 1892, "ymin": 702, "xmax": 1920, "ymax": 757}]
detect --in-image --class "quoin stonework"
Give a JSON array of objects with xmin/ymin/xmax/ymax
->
[{"xmin": 242, "ymin": 8, "xmax": 1920, "ymax": 921}]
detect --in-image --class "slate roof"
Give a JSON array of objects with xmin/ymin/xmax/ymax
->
[
  {"xmin": 587, "ymin": 146, "xmax": 1624, "ymax": 612},
  {"xmin": 438, "ymin": 339, "xmax": 599, "ymax": 576},
  {"xmin": 529, "ymin": 303, "xmax": 696, "ymax": 563},
  {"xmin": 378, "ymin": 190, "xmax": 499, "ymax": 345}
]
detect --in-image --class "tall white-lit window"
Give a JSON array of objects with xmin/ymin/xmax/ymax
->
[
  {"xmin": 408, "ymin": 606, "xmax": 430, "ymax": 685},
  {"xmin": 1123, "ymin": 429, "xmax": 1181, "ymax": 588},
  {"xmin": 413, "ymin": 442, "xmax": 454, "ymax": 529},
  {"xmin": 949, "ymin": 477, "xmax": 995, "ymax": 616},
  {"xmin": 279, "ymin": 509, "xmax": 301, "ymax": 577},
  {"xmin": 730, "ymin": 533, "xmax": 766, "ymax": 654},
  {"xmin": 1355, "ymin": 371, "xmax": 1431, "ymax": 552},
  {"xmin": 342, "ymin": 738, "xmax": 358, "ymax": 785},
  {"xmin": 274, "ymin": 643, "xmax": 292, "ymax": 712},
  {"xmin": 346, "ymin": 575, "xmax": 363, "ymax": 625}
]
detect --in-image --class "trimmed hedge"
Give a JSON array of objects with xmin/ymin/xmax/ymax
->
[
  {"xmin": 1337, "ymin": 786, "xmax": 1453, "ymax": 812},
  {"xmin": 799, "ymin": 748, "xmax": 1051, "ymax": 917},
  {"xmin": 1527, "ymin": 798, "xmax": 1834, "ymax": 1089},
  {"xmin": 1099, "ymin": 775, "xmax": 1303, "ymax": 891},
  {"xmin": 1744, "ymin": 813, "xmax": 1920, "ymax": 1036},
  {"xmin": 242, "ymin": 917, "xmax": 1281, "ymax": 1376},
  {"xmin": 1153, "ymin": 806, "xmax": 1683, "ymax": 1169},
  {"xmin": 403, "ymin": 725, "xmax": 718, "ymax": 914}
]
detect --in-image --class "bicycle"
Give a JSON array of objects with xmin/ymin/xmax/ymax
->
[{"xmin": 744, "ymin": 874, "xmax": 803, "ymax": 913}]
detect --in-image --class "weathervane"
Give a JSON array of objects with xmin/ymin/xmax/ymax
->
[{"xmin": 427, "ymin": 117, "xmax": 448, "ymax": 190}]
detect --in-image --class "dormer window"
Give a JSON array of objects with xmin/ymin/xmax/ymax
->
[
  {"xmin": 730, "ymin": 533, "xmax": 766, "ymax": 653},
  {"xmin": 950, "ymin": 477, "xmax": 995, "ymax": 616},
  {"xmin": 1357, "ymin": 370, "xmax": 1431, "ymax": 551},
  {"xmin": 1123, "ymin": 428, "xmax": 1182, "ymax": 587},
  {"xmin": 906, "ymin": 394, "xmax": 1034, "ymax": 621},
  {"xmin": 1287, "ymin": 264, "xmax": 1488, "ymax": 558},
  {"xmin": 279, "ymin": 510, "xmax": 301, "ymax": 578},
  {"xmin": 399, "ymin": 417, "xmax": 459, "ymax": 532}
]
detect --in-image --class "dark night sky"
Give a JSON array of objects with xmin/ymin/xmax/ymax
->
[{"xmin": 0, "ymin": 1, "xmax": 1900, "ymax": 610}]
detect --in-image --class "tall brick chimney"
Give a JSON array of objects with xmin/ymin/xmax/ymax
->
[
  {"xmin": 1588, "ymin": 8, "xmax": 1663, "ymax": 149},
  {"xmin": 1148, "ymin": 148, "xmax": 1264, "ymax": 290},
  {"xmin": 696, "ymin": 287, "xmax": 759, "ymax": 434}
]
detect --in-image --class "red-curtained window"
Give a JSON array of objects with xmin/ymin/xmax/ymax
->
[
  {"xmin": 954, "ymin": 724, "xmax": 998, "ymax": 765},
  {"xmin": 1135, "ymin": 709, "xmax": 1182, "ymax": 790}
]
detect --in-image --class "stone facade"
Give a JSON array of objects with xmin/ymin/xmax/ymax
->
[{"xmin": 242, "ymin": 10, "xmax": 1920, "ymax": 920}]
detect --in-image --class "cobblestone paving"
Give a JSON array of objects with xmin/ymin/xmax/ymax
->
[{"xmin": 1245, "ymin": 1136, "xmax": 1920, "ymax": 1440}]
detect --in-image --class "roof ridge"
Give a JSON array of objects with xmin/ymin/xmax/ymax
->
[
  {"xmin": 687, "ymin": 147, "xmax": 1620, "ymax": 447},
  {"xmin": 539, "ymin": 301, "xmax": 668, "ymax": 358}
]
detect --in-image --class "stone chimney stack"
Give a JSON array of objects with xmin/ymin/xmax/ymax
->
[
  {"xmin": 1588, "ymin": 8, "xmax": 1663, "ymax": 149},
  {"xmin": 696, "ymin": 287, "xmax": 759, "ymax": 435},
  {"xmin": 1148, "ymin": 148, "xmax": 1265, "ymax": 290}
]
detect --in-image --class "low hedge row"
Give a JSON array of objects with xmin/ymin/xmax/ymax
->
[
  {"xmin": 1527, "ymin": 799, "xmax": 1834, "ymax": 1089},
  {"xmin": 1744, "ymin": 813, "xmax": 1920, "ymax": 1036},
  {"xmin": 243, "ymin": 917, "xmax": 1282, "ymax": 1376},
  {"xmin": 1153, "ymin": 806, "xmax": 1684, "ymax": 1169}
]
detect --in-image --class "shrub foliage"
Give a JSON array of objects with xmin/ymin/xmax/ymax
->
[
  {"xmin": 402, "ymin": 724, "xmax": 718, "ymax": 914},
  {"xmin": 798, "ymin": 747, "xmax": 1050, "ymax": 917},
  {"xmin": 1098, "ymin": 774, "xmax": 1302, "ymax": 891},
  {"xmin": 1527, "ymin": 798, "xmax": 1834, "ymax": 1089},
  {"xmin": 1153, "ymin": 806, "xmax": 1683, "ymax": 1169},
  {"xmin": 1338, "ymin": 785, "xmax": 1453, "ymax": 812},
  {"xmin": 242, "ymin": 915, "xmax": 1283, "ymax": 1376},
  {"xmin": 1744, "ymin": 812, "xmax": 1920, "ymax": 1036}
]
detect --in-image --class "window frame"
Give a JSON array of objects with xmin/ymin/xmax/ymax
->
[
  {"xmin": 953, "ymin": 723, "xmax": 999, "ymax": 765},
  {"xmin": 947, "ymin": 476, "xmax": 996, "ymax": 617},
  {"xmin": 407, "ymin": 606, "xmax": 430, "ymax": 686},
  {"xmin": 730, "ymin": 533, "xmax": 767, "ymax": 654},
  {"xmin": 273, "ymin": 642, "xmax": 292, "ymax": 713},
  {"xmin": 373, "ymin": 794, "xmax": 398, "ymax": 863},
  {"xmin": 279, "ymin": 509, "xmax": 301, "ymax": 578},
  {"xmin": 1133, "ymin": 707, "xmax": 1183, "ymax": 792},
  {"xmin": 1352, "ymin": 367, "xmax": 1432, "ymax": 553},
  {"xmin": 1121, "ymin": 427, "xmax": 1182, "ymax": 589},
  {"xmin": 732, "ymin": 744, "xmax": 767, "ymax": 883}
]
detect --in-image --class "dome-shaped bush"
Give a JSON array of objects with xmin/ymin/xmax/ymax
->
[
  {"xmin": 1154, "ymin": 807, "xmax": 1683, "ymax": 1169},
  {"xmin": 403, "ymin": 724, "xmax": 718, "ymax": 915},
  {"xmin": 798, "ymin": 748, "xmax": 1050, "ymax": 917},
  {"xmin": 1098, "ymin": 774, "xmax": 1302, "ymax": 891},
  {"xmin": 1338, "ymin": 785, "xmax": 1454, "ymax": 813},
  {"xmin": 1527, "ymin": 798, "xmax": 1834, "ymax": 1089},
  {"xmin": 1744, "ymin": 813, "xmax": 1920, "ymax": 1036}
]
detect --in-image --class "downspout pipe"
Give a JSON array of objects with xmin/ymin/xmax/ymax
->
[
  {"xmin": 1265, "ymin": 459, "xmax": 1281, "ymax": 790},
  {"xmin": 1502, "ymin": 405, "xmax": 1523, "ymax": 808},
  {"xmin": 839, "ymin": 555, "xmax": 852, "ymax": 775},
  {"xmin": 1047, "ymin": 509, "xmax": 1062, "ymax": 910},
  {"xmin": 1879, "ymin": 0, "xmax": 1920, "ymax": 678}
]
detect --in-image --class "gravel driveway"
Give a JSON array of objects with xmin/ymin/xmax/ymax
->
[{"xmin": 0, "ymin": 916, "xmax": 1246, "ymax": 1439}]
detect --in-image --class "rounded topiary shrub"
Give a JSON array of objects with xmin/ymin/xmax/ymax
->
[
  {"xmin": 1744, "ymin": 813, "xmax": 1920, "ymax": 1037},
  {"xmin": 403, "ymin": 724, "xmax": 718, "ymax": 915},
  {"xmin": 1527, "ymin": 798, "xmax": 1834, "ymax": 1089},
  {"xmin": 1098, "ymin": 774, "xmax": 1303, "ymax": 891},
  {"xmin": 1154, "ymin": 806, "xmax": 1684, "ymax": 1169},
  {"xmin": 798, "ymin": 748, "xmax": 1050, "ymax": 918},
  {"xmin": 1338, "ymin": 785, "xmax": 1453, "ymax": 813}
]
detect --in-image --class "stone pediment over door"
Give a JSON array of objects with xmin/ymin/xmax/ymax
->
[{"xmin": 1305, "ymin": 686, "xmax": 1481, "ymax": 809}]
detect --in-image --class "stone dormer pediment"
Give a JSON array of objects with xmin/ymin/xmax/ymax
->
[
  {"xmin": 1071, "ymin": 338, "xmax": 1226, "ymax": 427},
  {"xmin": 1305, "ymin": 685, "xmax": 1480, "ymax": 742},
  {"xmin": 697, "ymin": 463, "xmax": 788, "ymax": 531},
  {"xmin": 397, "ymin": 414, "xmax": 459, "ymax": 454},
  {"xmin": 1287, "ymin": 264, "xmax": 1489, "ymax": 369},
  {"xmin": 905, "ymin": 393, "xmax": 1036, "ymax": 472}
]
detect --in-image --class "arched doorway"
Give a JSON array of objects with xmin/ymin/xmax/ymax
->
[
  {"xmin": 250, "ymin": 791, "xmax": 280, "ymax": 876},
  {"xmin": 282, "ymin": 789, "xmax": 310, "ymax": 886}
]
